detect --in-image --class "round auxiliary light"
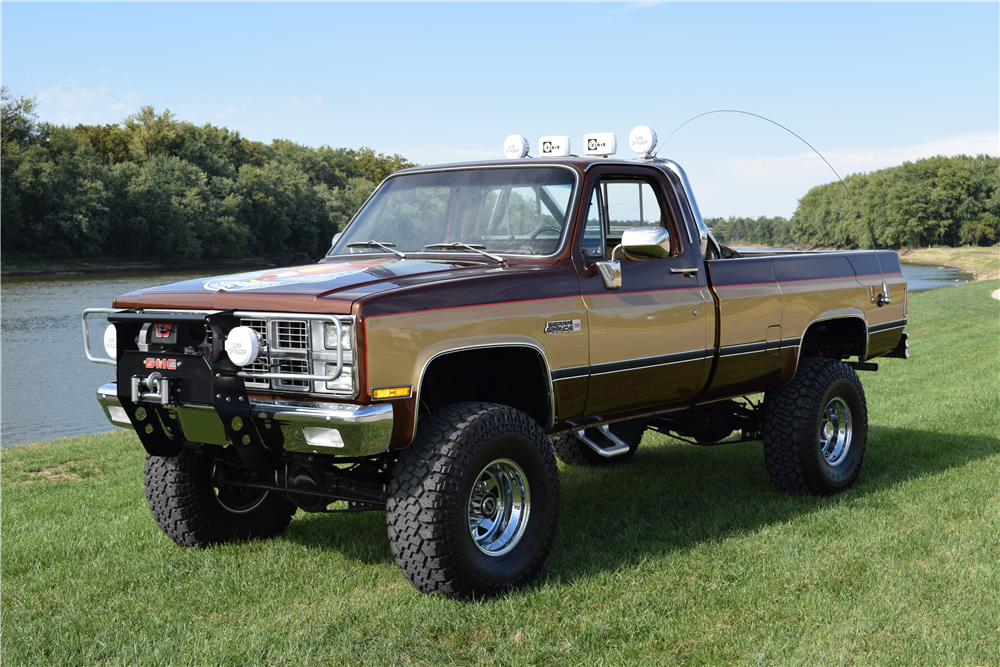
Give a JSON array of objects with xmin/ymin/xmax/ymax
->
[
  {"xmin": 225, "ymin": 326, "xmax": 261, "ymax": 367},
  {"xmin": 103, "ymin": 324, "xmax": 117, "ymax": 358},
  {"xmin": 503, "ymin": 134, "xmax": 530, "ymax": 159},
  {"xmin": 629, "ymin": 125, "xmax": 657, "ymax": 157}
]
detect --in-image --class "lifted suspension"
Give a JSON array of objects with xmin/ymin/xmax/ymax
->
[
  {"xmin": 646, "ymin": 397, "xmax": 762, "ymax": 446},
  {"xmin": 213, "ymin": 452, "xmax": 392, "ymax": 513}
]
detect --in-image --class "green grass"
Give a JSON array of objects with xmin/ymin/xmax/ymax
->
[{"xmin": 3, "ymin": 280, "xmax": 999, "ymax": 666}]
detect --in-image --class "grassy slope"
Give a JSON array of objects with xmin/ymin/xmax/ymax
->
[{"xmin": 2, "ymin": 280, "xmax": 998, "ymax": 666}]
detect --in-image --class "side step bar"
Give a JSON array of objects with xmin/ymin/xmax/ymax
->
[{"xmin": 576, "ymin": 425, "xmax": 631, "ymax": 457}]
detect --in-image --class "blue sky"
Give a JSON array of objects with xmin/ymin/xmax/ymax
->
[{"xmin": 3, "ymin": 2, "xmax": 997, "ymax": 218}]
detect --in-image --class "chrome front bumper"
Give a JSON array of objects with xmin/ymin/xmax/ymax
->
[{"xmin": 97, "ymin": 383, "xmax": 393, "ymax": 457}]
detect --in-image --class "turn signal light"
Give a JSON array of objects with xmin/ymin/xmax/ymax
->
[{"xmin": 373, "ymin": 386, "xmax": 412, "ymax": 400}]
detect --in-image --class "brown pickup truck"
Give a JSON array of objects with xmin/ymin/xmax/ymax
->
[{"xmin": 84, "ymin": 154, "xmax": 909, "ymax": 599}]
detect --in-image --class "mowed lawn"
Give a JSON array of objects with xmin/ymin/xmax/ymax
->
[{"xmin": 2, "ymin": 280, "xmax": 998, "ymax": 666}]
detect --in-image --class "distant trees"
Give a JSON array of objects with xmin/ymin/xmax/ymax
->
[
  {"xmin": 706, "ymin": 154, "xmax": 999, "ymax": 249},
  {"xmin": 0, "ymin": 89, "xmax": 417, "ymax": 261},
  {"xmin": 704, "ymin": 215, "xmax": 794, "ymax": 248},
  {"xmin": 3, "ymin": 88, "xmax": 996, "ymax": 260},
  {"xmin": 789, "ymin": 155, "xmax": 999, "ymax": 248}
]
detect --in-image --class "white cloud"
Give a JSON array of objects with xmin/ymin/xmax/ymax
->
[
  {"xmin": 280, "ymin": 97, "xmax": 311, "ymax": 111},
  {"xmin": 34, "ymin": 79, "xmax": 143, "ymax": 125},
  {"xmin": 37, "ymin": 81, "xmax": 112, "ymax": 111},
  {"xmin": 722, "ymin": 131, "xmax": 999, "ymax": 183}
]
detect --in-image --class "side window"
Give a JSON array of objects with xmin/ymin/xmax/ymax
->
[
  {"xmin": 581, "ymin": 186, "xmax": 604, "ymax": 258},
  {"xmin": 605, "ymin": 181, "xmax": 664, "ymax": 232},
  {"xmin": 603, "ymin": 179, "xmax": 672, "ymax": 253}
]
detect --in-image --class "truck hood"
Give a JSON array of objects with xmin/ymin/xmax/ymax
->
[{"xmin": 112, "ymin": 257, "xmax": 512, "ymax": 313}]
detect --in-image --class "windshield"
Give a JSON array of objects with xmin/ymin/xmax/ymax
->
[{"xmin": 328, "ymin": 167, "xmax": 576, "ymax": 258}]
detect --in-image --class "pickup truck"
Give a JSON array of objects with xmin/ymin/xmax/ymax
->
[{"xmin": 84, "ymin": 143, "xmax": 909, "ymax": 599}]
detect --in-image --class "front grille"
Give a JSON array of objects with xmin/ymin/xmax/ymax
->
[
  {"xmin": 196, "ymin": 313, "xmax": 356, "ymax": 397},
  {"xmin": 274, "ymin": 359, "xmax": 310, "ymax": 389},
  {"xmin": 274, "ymin": 320, "xmax": 307, "ymax": 349}
]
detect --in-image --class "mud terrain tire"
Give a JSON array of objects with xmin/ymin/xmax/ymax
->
[
  {"xmin": 762, "ymin": 358, "xmax": 868, "ymax": 495},
  {"xmin": 144, "ymin": 448, "xmax": 296, "ymax": 547},
  {"xmin": 386, "ymin": 402, "xmax": 559, "ymax": 599}
]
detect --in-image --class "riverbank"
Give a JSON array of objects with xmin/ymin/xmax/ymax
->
[
  {"xmin": 898, "ymin": 245, "xmax": 1000, "ymax": 281},
  {"xmin": 0, "ymin": 250, "xmax": 324, "ymax": 278}
]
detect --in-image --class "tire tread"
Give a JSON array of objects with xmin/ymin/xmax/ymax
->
[
  {"xmin": 144, "ymin": 449, "xmax": 295, "ymax": 547},
  {"xmin": 761, "ymin": 358, "xmax": 868, "ymax": 495},
  {"xmin": 386, "ymin": 402, "xmax": 559, "ymax": 599}
]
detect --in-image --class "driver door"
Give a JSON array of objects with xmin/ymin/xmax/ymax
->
[{"xmin": 577, "ymin": 167, "xmax": 714, "ymax": 418}]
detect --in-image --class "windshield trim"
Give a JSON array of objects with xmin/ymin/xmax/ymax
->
[{"xmin": 325, "ymin": 163, "xmax": 581, "ymax": 261}]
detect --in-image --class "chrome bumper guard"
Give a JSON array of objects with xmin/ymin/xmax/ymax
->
[{"xmin": 97, "ymin": 383, "xmax": 393, "ymax": 457}]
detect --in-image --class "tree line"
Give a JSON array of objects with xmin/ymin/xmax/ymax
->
[
  {"xmin": 1, "ymin": 87, "xmax": 415, "ymax": 261},
  {"xmin": 3, "ymin": 88, "xmax": 997, "ymax": 260},
  {"xmin": 707, "ymin": 153, "xmax": 999, "ymax": 249}
]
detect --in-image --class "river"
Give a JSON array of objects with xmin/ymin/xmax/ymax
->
[{"xmin": 0, "ymin": 261, "xmax": 974, "ymax": 447}]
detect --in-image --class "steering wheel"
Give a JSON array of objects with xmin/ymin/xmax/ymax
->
[{"xmin": 530, "ymin": 226, "xmax": 563, "ymax": 240}]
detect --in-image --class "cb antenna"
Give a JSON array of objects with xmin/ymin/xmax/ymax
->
[{"xmin": 655, "ymin": 110, "xmax": 890, "ymax": 305}]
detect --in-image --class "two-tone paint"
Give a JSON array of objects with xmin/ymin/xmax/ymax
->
[{"xmin": 108, "ymin": 157, "xmax": 908, "ymax": 454}]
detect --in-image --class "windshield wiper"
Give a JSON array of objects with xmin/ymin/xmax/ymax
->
[
  {"xmin": 346, "ymin": 240, "xmax": 406, "ymax": 259},
  {"xmin": 424, "ymin": 242, "xmax": 505, "ymax": 265}
]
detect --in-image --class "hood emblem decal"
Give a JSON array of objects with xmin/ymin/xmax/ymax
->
[{"xmin": 203, "ymin": 262, "xmax": 380, "ymax": 291}]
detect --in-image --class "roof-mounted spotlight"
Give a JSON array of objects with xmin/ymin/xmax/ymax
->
[
  {"xmin": 538, "ymin": 135, "xmax": 571, "ymax": 157},
  {"xmin": 503, "ymin": 134, "xmax": 530, "ymax": 159},
  {"xmin": 583, "ymin": 132, "xmax": 616, "ymax": 157},
  {"xmin": 629, "ymin": 125, "xmax": 658, "ymax": 158}
]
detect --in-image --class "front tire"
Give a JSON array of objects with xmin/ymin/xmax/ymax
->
[
  {"xmin": 144, "ymin": 447, "xmax": 296, "ymax": 547},
  {"xmin": 761, "ymin": 358, "xmax": 868, "ymax": 495},
  {"xmin": 386, "ymin": 402, "xmax": 560, "ymax": 599}
]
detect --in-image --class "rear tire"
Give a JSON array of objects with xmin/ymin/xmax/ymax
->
[
  {"xmin": 549, "ymin": 420, "xmax": 646, "ymax": 466},
  {"xmin": 386, "ymin": 402, "xmax": 559, "ymax": 599},
  {"xmin": 761, "ymin": 358, "xmax": 868, "ymax": 495},
  {"xmin": 144, "ymin": 447, "xmax": 296, "ymax": 547}
]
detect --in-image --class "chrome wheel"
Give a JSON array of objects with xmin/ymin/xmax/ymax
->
[
  {"xmin": 467, "ymin": 458, "xmax": 531, "ymax": 556},
  {"xmin": 819, "ymin": 396, "xmax": 853, "ymax": 466}
]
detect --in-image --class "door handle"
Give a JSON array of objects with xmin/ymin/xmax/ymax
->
[{"xmin": 669, "ymin": 267, "xmax": 699, "ymax": 275}]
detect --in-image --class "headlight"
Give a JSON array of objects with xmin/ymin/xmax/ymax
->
[
  {"xmin": 324, "ymin": 322, "xmax": 352, "ymax": 351},
  {"xmin": 326, "ymin": 364, "xmax": 354, "ymax": 392}
]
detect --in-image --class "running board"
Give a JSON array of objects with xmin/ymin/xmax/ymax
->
[{"xmin": 576, "ymin": 425, "xmax": 631, "ymax": 457}]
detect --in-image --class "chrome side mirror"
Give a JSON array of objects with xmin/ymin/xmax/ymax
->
[
  {"xmin": 596, "ymin": 245, "xmax": 623, "ymax": 290},
  {"xmin": 621, "ymin": 227, "xmax": 671, "ymax": 260}
]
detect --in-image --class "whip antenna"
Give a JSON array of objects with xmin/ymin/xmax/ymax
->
[{"xmin": 656, "ymin": 110, "xmax": 890, "ymax": 305}]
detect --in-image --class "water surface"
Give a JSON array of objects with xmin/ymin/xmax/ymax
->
[
  {"xmin": 1, "ymin": 271, "xmax": 209, "ymax": 446},
  {"xmin": 900, "ymin": 262, "xmax": 973, "ymax": 292}
]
